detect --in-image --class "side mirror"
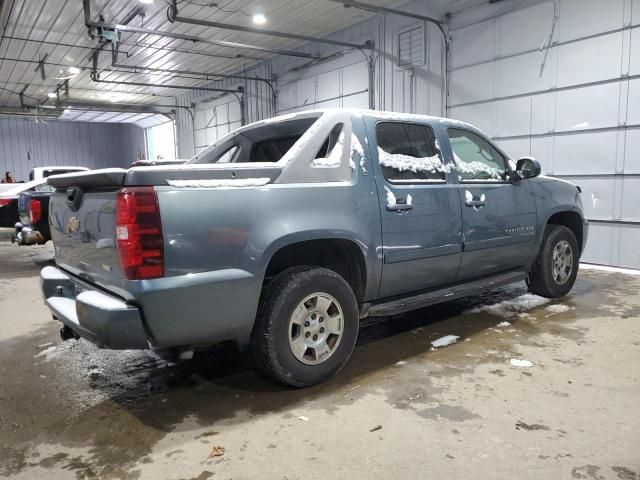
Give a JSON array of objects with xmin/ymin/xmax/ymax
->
[{"xmin": 515, "ymin": 157, "xmax": 541, "ymax": 180}]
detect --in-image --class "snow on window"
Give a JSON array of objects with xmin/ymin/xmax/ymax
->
[
  {"xmin": 378, "ymin": 148, "xmax": 448, "ymax": 175},
  {"xmin": 312, "ymin": 130, "xmax": 345, "ymax": 168},
  {"xmin": 375, "ymin": 122, "xmax": 447, "ymax": 182},
  {"xmin": 453, "ymin": 152, "xmax": 503, "ymax": 181},
  {"xmin": 448, "ymin": 129, "xmax": 507, "ymax": 182},
  {"xmin": 167, "ymin": 178, "xmax": 271, "ymax": 188}
]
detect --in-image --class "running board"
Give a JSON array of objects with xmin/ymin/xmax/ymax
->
[{"xmin": 362, "ymin": 269, "xmax": 528, "ymax": 318}]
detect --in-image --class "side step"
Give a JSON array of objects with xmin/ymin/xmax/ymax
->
[{"xmin": 363, "ymin": 269, "xmax": 528, "ymax": 318}]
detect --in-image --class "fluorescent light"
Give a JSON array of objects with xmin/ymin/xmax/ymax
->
[
  {"xmin": 68, "ymin": 66, "xmax": 80, "ymax": 74},
  {"xmin": 139, "ymin": 0, "xmax": 153, "ymax": 3},
  {"xmin": 47, "ymin": 92, "xmax": 57, "ymax": 98},
  {"xmin": 252, "ymin": 13, "xmax": 267, "ymax": 25}
]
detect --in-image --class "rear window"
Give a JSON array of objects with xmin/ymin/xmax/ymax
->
[{"xmin": 190, "ymin": 115, "xmax": 321, "ymax": 164}]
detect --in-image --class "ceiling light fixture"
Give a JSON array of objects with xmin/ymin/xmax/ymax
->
[
  {"xmin": 139, "ymin": 0, "xmax": 154, "ymax": 4},
  {"xmin": 47, "ymin": 92, "xmax": 57, "ymax": 98},
  {"xmin": 68, "ymin": 66, "xmax": 80, "ymax": 74},
  {"xmin": 252, "ymin": 13, "xmax": 267, "ymax": 25}
]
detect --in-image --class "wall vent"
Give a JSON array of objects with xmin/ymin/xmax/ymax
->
[{"xmin": 397, "ymin": 24, "xmax": 426, "ymax": 69}]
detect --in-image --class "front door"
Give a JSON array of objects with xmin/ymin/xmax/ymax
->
[
  {"xmin": 367, "ymin": 120, "xmax": 463, "ymax": 299},
  {"xmin": 444, "ymin": 127, "xmax": 537, "ymax": 280}
]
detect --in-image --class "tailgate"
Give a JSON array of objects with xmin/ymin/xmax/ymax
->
[
  {"xmin": 48, "ymin": 169, "xmax": 126, "ymax": 288},
  {"xmin": 17, "ymin": 191, "xmax": 30, "ymax": 225}
]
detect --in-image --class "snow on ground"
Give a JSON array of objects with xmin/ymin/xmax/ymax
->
[
  {"xmin": 510, "ymin": 359, "xmax": 534, "ymax": 367},
  {"xmin": 34, "ymin": 343, "xmax": 69, "ymax": 361},
  {"xmin": 545, "ymin": 304, "xmax": 571, "ymax": 314},
  {"xmin": 466, "ymin": 294, "xmax": 550, "ymax": 318},
  {"xmin": 496, "ymin": 321, "xmax": 511, "ymax": 327},
  {"xmin": 431, "ymin": 335, "xmax": 460, "ymax": 348}
]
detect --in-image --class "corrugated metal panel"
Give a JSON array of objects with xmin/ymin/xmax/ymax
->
[
  {"xmin": 0, "ymin": 116, "xmax": 145, "ymax": 181},
  {"xmin": 449, "ymin": 0, "xmax": 640, "ymax": 268}
]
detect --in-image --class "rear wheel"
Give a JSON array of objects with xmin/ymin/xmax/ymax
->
[
  {"xmin": 527, "ymin": 225, "xmax": 579, "ymax": 298},
  {"xmin": 252, "ymin": 266, "xmax": 359, "ymax": 387}
]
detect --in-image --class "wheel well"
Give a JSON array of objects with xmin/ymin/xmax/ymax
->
[
  {"xmin": 264, "ymin": 239, "xmax": 367, "ymax": 302},
  {"xmin": 547, "ymin": 211, "xmax": 584, "ymax": 255}
]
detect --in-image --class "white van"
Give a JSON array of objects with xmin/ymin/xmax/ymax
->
[{"xmin": 29, "ymin": 166, "xmax": 89, "ymax": 181}]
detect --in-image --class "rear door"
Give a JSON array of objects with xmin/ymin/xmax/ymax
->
[
  {"xmin": 367, "ymin": 119, "xmax": 463, "ymax": 298},
  {"xmin": 444, "ymin": 127, "xmax": 537, "ymax": 280}
]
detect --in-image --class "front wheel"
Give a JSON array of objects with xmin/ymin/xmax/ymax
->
[
  {"xmin": 527, "ymin": 225, "xmax": 579, "ymax": 298},
  {"xmin": 252, "ymin": 266, "xmax": 359, "ymax": 387}
]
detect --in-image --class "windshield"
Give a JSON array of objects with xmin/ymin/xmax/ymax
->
[{"xmin": 189, "ymin": 114, "xmax": 322, "ymax": 165}]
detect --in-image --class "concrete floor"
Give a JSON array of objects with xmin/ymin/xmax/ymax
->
[{"xmin": 0, "ymin": 232, "xmax": 639, "ymax": 480}]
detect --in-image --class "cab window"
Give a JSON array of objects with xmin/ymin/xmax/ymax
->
[
  {"xmin": 375, "ymin": 122, "xmax": 446, "ymax": 183},
  {"xmin": 447, "ymin": 129, "xmax": 508, "ymax": 182}
]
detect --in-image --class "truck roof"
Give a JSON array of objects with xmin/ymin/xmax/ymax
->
[{"xmin": 248, "ymin": 108, "xmax": 477, "ymax": 131}]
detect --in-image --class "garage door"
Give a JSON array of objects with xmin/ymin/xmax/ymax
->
[
  {"xmin": 276, "ymin": 51, "xmax": 370, "ymax": 113},
  {"xmin": 193, "ymin": 95, "xmax": 242, "ymax": 153},
  {"xmin": 447, "ymin": 0, "xmax": 640, "ymax": 269}
]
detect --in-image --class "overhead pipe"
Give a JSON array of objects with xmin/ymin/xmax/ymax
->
[
  {"xmin": 92, "ymin": 78, "xmax": 243, "ymax": 95},
  {"xmin": 116, "ymin": 38, "xmax": 261, "ymax": 62},
  {"xmin": 111, "ymin": 61, "xmax": 277, "ymax": 112},
  {"xmin": 167, "ymin": 1, "xmax": 373, "ymax": 51},
  {"xmin": 2, "ymin": 35, "xmax": 130, "ymax": 56},
  {"xmin": 82, "ymin": 0, "xmax": 317, "ymax": 59}
]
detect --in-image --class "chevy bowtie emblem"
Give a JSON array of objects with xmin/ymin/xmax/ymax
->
[{"xmin": 66, "ymin": 216, "xmax": 80, "ymax": 234}]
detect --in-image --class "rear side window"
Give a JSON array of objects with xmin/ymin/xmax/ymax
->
[
  {"xmin": 191, "ymin": 116, "xmax": 320, "ymax": 164},
  {"xmin": 375, "ymin": 122, "xmax": 446, "ymax": 182},
  {"xmin": 34, "ymin": 183, "xmax": 53, "ymax": 192},
  {"xmin": 447, "ymin": 129, "xmax": 507, "ymax": 182}
]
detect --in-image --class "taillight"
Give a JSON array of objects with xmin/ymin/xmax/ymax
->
[
  {"xmin": 115, "ymin": 187, "xmax": 164, "ymax": 280},
  {"xmin": 0, "ymin": 198, "xmax": 12, "ymax": 207},
  {"xmin": 29, "ymin": 199, "xmax": 41, "ymax": 224}
]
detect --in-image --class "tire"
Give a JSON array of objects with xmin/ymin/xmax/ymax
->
[
  {"xmin": 527, "ymin": 225, "xmax": 579, "ymax": 298},
  {"xmin": 252, "ymin": 266, "xmax": 359, "ymax": 387}
]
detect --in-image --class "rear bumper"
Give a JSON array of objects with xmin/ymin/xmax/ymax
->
[{"xmin": 40, "ymin": 266, "xmax": 148, "ymax": 349}]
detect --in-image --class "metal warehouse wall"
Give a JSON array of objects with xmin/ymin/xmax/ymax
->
[
  {"xmin": 0, "ymin": 117, "xmax": 146, "ymax": 182},
  {"xmin": 176, "ymin": 0, "xmax": 447, "ymax": 158},
  {"xmin": 448, "ymin": 0, "xmax": 640, "ymax": 269}
]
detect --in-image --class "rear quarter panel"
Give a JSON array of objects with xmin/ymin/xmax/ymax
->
[{"xmin": 148, "ymin": 174, "xmax": 381, "ymax": 346}]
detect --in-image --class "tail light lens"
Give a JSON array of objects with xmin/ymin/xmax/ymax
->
[
  {"xmin": 29, "ymin": 199, "xmax": 42, "ymax": 224},
  {"xmin": 0, "ymin": 198, "xmax": 12, "ymax": 207},
  {"xmin": 115, "ymin": 187, "xmax": 164, "ymax": 280}
]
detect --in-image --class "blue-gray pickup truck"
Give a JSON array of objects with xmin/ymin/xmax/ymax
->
[{"xmin": 41, "ymin": 109, "xmax": 587, "ymax": 387}]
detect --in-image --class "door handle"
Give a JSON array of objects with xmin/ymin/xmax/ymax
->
[
  {"xmin": 387, "ymin": 203, "xmax": 414, "ymax": 212},
  {"xmin": 464, "ymin": 191, "xmax": 486, "ymax": 208},
  {"xmin": 386, "ymin": 198, "xmax": 414, "ymax": 212}
]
